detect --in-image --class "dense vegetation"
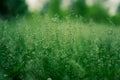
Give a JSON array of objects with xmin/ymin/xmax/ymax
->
[
  {"xmin": 0, "ymin": 16, "xmax": 120, "ymax": 80},
  {"xmin": 0, "ymin": 0, "xmax": 120, "ymax": 80}
]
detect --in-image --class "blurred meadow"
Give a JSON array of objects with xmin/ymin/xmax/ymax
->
[{"xmin": 0, "ymin": 0, "xmax": 120, "ymax": 80}]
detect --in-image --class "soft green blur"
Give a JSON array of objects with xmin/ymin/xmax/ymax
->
[
  {"xmin": 0, "ymin": 0, "xmax": 27, "ymax": 18},
  {"xmin": 0, "ymin": 0, "xmax": 120, "ymax": 24}
]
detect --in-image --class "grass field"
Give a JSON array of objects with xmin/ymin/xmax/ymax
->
[{"xmin": 0, "ymin": 16, "xmax": 120, "ymax": 80}]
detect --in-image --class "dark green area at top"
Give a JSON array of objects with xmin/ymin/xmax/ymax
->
[{"xmin": 0, "ymin": 0, "xmax": 27, "ymax": 18}]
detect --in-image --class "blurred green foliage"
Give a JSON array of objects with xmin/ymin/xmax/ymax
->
[
  {"xmin": 47, "ymin": 0, "xmax": 61, "ymax": 16},
  {"xmin": 111, "ymin": 13, "xmax": 120, "ymax": 25},
  {"xmin": 86, "ymin": 5, "xmax": 109, "ymax": 22},
  {"xmin": 71, "ymin": 0, "xmax": 87, "ymax": 16},
  {"xmin": 46, "ymin": 0, "xmax": 119, "ymax": 25},
  {"xmin": 0, "ymin": 0, "xmax": 120, "ymax": 25},
  {"xmin": 0, "ymin": 0, "xmax": 27, "ymax": 18}
]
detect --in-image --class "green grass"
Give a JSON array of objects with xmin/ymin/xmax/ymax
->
[{"xmin": 0, "ymin": 16, "xmax": 120, "ymax": 80}]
